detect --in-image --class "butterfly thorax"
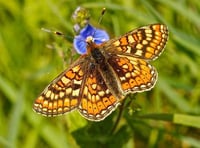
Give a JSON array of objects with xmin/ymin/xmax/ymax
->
[{"xmin": 86, "ymin": 36, "xmax": 97, "ymax": 54}]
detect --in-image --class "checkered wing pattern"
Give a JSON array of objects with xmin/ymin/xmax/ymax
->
[
  {"xmin": 108, "ymin": 54, "xmax": 157, "ymax": 94},
  {"xmin": 33, "ymin": 57, "xmax": 120, "ymax": 121},
  {"xmin": 33, "ymin": 59, "xmax": 86, "ymax": 116},
  {"xmin": 104, "ymin": 24, "xmax": 168, "ymax": 60},
  {"xmin": 78, "ymin": 63, "xmax": 120, "ymax": 121}
]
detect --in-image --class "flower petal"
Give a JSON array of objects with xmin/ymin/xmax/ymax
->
[
  {"xmin": 73, "ymin": 36, "xmax": 87, "ymax": 54},
  {"xmin": 79, "ymin": 24, "xmax": 95, "ymax": 38},
  {"xmin": 93, "ymin": 29, "xmax": 109, "ymax": 44}
]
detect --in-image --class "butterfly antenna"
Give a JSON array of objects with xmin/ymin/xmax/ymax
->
[
  {"xmin": 91, "ymin": 8, "xmax": 107, "ymax": 39},
  {"xmin": 98, "ymin": 7, "xmax": 106, "ymax": 25},
  {"xmin": 41, "ymin": 28, "xmax": 73, "ymax": 41}
]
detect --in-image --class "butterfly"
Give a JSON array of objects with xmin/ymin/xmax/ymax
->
[{"xmin": 33, "ymin": 24, "xmax": 168, "ymax": 121}]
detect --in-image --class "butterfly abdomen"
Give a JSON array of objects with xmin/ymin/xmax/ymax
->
[{"xmin": 90, "ymin": 46, "xmax": 124, "ymax": 100}]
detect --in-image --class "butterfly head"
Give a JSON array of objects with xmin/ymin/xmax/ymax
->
[{"xmin": 86, "ymin": 35, "xmax": 94, "ymax": 44}]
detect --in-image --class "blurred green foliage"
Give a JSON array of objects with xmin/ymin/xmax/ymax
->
[{"xmin": 0, "ymin": 0, "xmax": 200, "ymax": 148}]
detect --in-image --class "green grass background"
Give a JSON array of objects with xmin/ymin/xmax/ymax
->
[{"xmin": 0, "ymin": 0, "xmax": 200, "ymax": 148}]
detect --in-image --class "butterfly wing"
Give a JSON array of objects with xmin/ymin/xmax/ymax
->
[
  {"xmin": 78, "ymin": 63, "xmax": 120, "ymax": 121},
  {"xmin": 33, "ymin": 57, "xmax": 87, "ymax": 117},
  {"xmin": 103, "ymin": 24, "xmax": 168, "ymax": 60},
  {"xmin": 108, "ymin": 54, "xmax": 157, "ymax": 94}
]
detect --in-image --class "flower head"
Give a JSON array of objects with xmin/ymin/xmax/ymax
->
[
  {"xmin": 72, "ymin": 6, "xmax": 90, "ymax": 33},
  {"xmin": 73, "ymin": 24, "xmax": 109, "ymax": 54}
]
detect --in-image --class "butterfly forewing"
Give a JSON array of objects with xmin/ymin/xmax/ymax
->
[
  {"xmin": 33, "ymin": 58, "xmax": 87, "ymax": 116},
  {"xmin": 104, "ymin": 24, "xmax": 168, "ymax": 60}
]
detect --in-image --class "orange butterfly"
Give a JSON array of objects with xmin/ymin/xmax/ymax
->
[{"xmin": 33, "ymin": 24, "xmax": 168, "ymax": 121}]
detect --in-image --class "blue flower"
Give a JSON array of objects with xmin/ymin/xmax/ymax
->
[{"xmin": 73, "ymin": 24, "xmax": 109, "ymax": 54}]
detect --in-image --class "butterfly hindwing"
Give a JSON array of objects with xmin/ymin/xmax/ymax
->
[
  {"xmin": 78, "ymin": 63, "xmax": 120, "ymax": 121},
  {"xmin": 108, "ymin": 54, "xmax": 157, "ymax": 94}
]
